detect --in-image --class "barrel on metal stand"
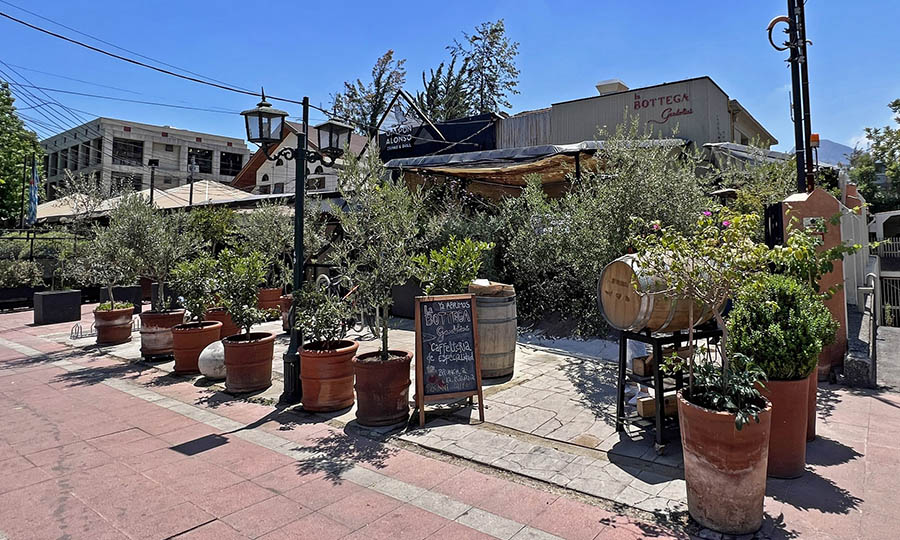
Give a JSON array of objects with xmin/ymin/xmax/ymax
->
[
  {"xmin": 598, "ymin": 254, "xmax": 721, "ymax": 332},
  {"xmin": 474, "ymin": 294, "xmax": 517, "ymax": 378}
]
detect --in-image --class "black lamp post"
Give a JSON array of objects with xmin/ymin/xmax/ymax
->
[{"xmin": 240, "ymin": 90, "xmax": 352, "ymax": 404}]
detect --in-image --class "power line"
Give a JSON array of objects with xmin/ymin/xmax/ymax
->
[
  {"xmin": 4, "ymin": 62, "xmax": 142, "ymax": 95},
  {"xmin": 0, "ymin": 0, "xmax": 254, "ymax": 93}
]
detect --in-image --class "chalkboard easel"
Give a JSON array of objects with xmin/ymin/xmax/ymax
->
[{"xmin": 414, "ymin": 294, "xmax": 485, "ymax": 428}]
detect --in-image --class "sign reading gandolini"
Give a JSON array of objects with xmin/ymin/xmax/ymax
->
[{"xmin": 414, "ymin": 294, "xmax": 485, "ymax": 427}]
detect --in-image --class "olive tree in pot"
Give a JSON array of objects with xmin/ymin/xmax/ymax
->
[
  {"xmin": 218, "ymin": 250, "xmax": 275, "ymax": 394},
  {"xmin": 135, "ymin": 209, "xmax": 198, "ymax": 359},
  {"xmin": 633, "ymin": 208, "xmax": 772, "ymax": 535},
  {"xmin": 235, "ymin": 201, "xmax": 294, "ymax": 313},
  {"xmin": 728, "ymin": 274, "xmax": 837, "ymax": 479},
  {"xmin": 294, "ymin": 282, "xmax": 357, "ymax": 412},
  {"xmin": 333, "ymin": 149, "xmax": 423, "ymax": 427},
  {"xmin": 170, "ymin": 256, "xmax": 221, "ymax": 374}
]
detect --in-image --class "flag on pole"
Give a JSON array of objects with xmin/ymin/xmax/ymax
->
[{"xmin": 26, "ymin": 156, "xmax": 39, "ymax": 226}]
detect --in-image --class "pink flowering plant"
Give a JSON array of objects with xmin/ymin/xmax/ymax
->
[{"xmin": 631, "ymin": 207, "xmax": 771, "ymax": 428}]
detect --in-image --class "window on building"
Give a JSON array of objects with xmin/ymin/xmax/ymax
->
[
  {"xmin": 50, "ymin": 153, "xmax": 58, "ymax": 177},
  {"xmin": 219, "ymin": 152, "xmax": 243, "ymax": 176},
  {"xmin": 43, "ymin": 155, "xmax": 49, "ymax": 177},
  {"xmin": 258, "ymin": 184, "xmax": 271, "ymax": 195},
  {"xmin": 112, "ymin": 137, "xmax": 144, "ymax": 166},
  {"xmin": 80, "ymin": 142, "xmax": 90, "ymax": 168},
  {"xmin": 92, "ymin": 138, "xmax": 102, "ymax": 165},
  {"xmin": 69, "ymin": 146, "xmax": 79, "ymax": 171},
  {"xmin": 188, "ymin": 147, "xmax": 213, "ymax": 174},
  {"xmin": 273, "ymin": 183, "xmax": 284, "ymax": 194},
  {"xmin": 165, "ymin": 144, "xmax": 174, "ymax": 152},
  {"xmin": 306, "ymin": 176, "xmax": 326, "ymax": 191},
  {"xmin": 59, "ymin": 149, "xmax": 68, "ymax": 171},
  {"xmin": 261, "ymin": 174, "xmax": 269, "ymax": 183}
]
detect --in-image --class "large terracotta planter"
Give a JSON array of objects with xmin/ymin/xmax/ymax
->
[
  {"xmin": 205, "ymin": 308, "xmax": 240, "ymax": 339},
  {"xmin": 172, "ymin": 321, "xmax": 223, "ymax": 374},
  {"xmin": 258, "ymin": 287, "xmax": 282, "ymax": 311},
  {"xmin": 352, "ymin": 350, "xmax": 412, "ymax": 427},
  {"xmin": 758, "ymin": 378, "xmax": 809, "ymax": 478},
  {"xmin": 807, "ymin": 367, "xmax": 817, "ymax": 442},
  {"xmin": 139, "ymin": 310, "xmax": 185, "ymax": 358},
  {"xmin": 678, "ymin": 392, "xmax": 772, "ymax": 535},
  {"xmin": 280, "ymin": 294, "xmax": 293, "ymax": 332},
  {"xmin": 94, "ymin": 306, "xmax": 135, "ymax": 345},
  {"xmin": 223, "ymin": 332, "xmax": 275, "ymax": 394},
  {"xmin": 301, "ymin": 340, "xmax": 359, "ymax": 412}
]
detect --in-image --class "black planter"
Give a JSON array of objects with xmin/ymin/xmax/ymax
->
[
  {"xmin": 390, "ymin": 279, "xmax": 424, "ymax": 319},
  {"xmin": 0, "ymin": 286, "xmax": 42, "ymax": 309},
  {"xmin": 34, "ymin": 290, "xmax": 82, "ymax": 325},
  {"xmin": 80, "ymin": 286, "xmax": 101, "ymax": 304},
  {"xmin": 150, "ymin": 282, "xmax": 180, "ymax": 310},
  {"xmin": 99, "ymin": 285, "xmax": 143, "ymax": 313}
]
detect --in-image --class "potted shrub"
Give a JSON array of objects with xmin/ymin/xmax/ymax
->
[
  {"xmin": 218, "ymin": 250, "xmax": 275, "ymax": 394},
  {"xmin": 235, "ymin": 201, "xmax": 294, "ymax": 313},
  {"xmin": 34, "ymin": 235, "xmax": 81, "ymax": 325},
  {"xmin": 294, "ymin": 282, "xmax": 357, "ymax": 411},
  {"xmin": 170, "ymin": 256, "xmax": 222, "ymax": 374},
  {"xmin": 0, "ymin": 259, "xmax": 43, "ymax": 309},
  {"xmin": 728, "ymin": 273, "xmax": 837, "ymax": 478},
  {"xmin": 633, "ymin": 208, "xmax": 772, "ymax": 535},
  {"xmin": 333, "ymin": 150, "xmax": 423, "ymax": 427}
]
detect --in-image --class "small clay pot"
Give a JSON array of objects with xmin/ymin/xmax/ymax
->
[
  {"xmin": 94, "ymin": 306, "xmax": 135, "ymax": 345},
  {"xmin": 352, "ymin": 350, "xmax": 412, "ymax": 427},
  {"xmin": 758, "ymin": 378, "xmax": 809, "ymax": 478},
  {"xmin": 678, "ymin": 392, "xmax": 772, "ymax": 535},
  {"xmin": 280, "ymin": 294, "xmax": 293, "ymax": 332},
  {"xmin": 258, "ymin": 287, "xmax": 282, "ymax": 311},
  {"xmin": 172, "ymin": 321, "xmax": 223, "ymax": 374},
  {"xmin": 139, "ymin": 310, "xmax": 185, "ymax": 358},
  {"xmin": 223, "ymin": 332, "xmax": 275, "ymax": 394},
  {"xmin": 205, "ymin": 308, "xmax": 240, "ymax": 339},
  {"xmin": 301, "ymin": 340, "xmax": 359, "ymax": 412}
]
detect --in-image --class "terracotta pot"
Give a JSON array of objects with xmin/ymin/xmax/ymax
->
[
  {"xmin": 280, "ymin": 294, "xmax": 293, "ymax": 332},
  {"xmin": 678, "ymin": 392, "xmax": 772, "ymax": 535},
  {"xmin": 93, "ymin": 306, "xmax": 135, "ymax": 345},
  {"xmin": 352, "ymin": 350, "xmax": 412, "ymax": 427},
  {"xmin": 807, "ymin": 367, "xmax": 817, "ymax": 442},
  {"xmin": 172, "ymin": 321, "xmax": 223, "ymax": 374},
  {"xmin": 301, "ymin": 340, "xmax": 359, "ymax": 412},
  {"xmin": 205, "ymin": 308, "xmax": 240, "ymax": 339},
  {"xmin": 758, "ymin": 378, "xmax": 809, "ymax": 478},
  {"xmin": 139, "ymin": 310, "xmax": 185, "ymax": 358},
  {"xmin": 258, "ymin": 287, "xmax": 282, "ymax": 311},
  {"xmin": 223, "ymin": 332, "xmax": 275, "ymax": 393}
]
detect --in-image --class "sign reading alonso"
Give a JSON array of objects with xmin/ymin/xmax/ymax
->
[{"xmin": 633, "ymin": 91, "xmax": 694, "ymax": 125}]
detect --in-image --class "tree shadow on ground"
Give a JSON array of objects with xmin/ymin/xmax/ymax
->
[
  {"xmin": 769, "ymin": 470, "xmax": 863, "ymax": 515},
  {"xmin": 49, "ymin": 358, "xmax": 149, "ymax": 387},
  {"xmin": 558, "ymin": 355, "xmax": 619, "ymax": 424},
  {"xmin": 805, "ymin": 435, "xmax": 863, "ymax": 467},
  {"xmin": 759, "ymin": 513, "xmax": 802, "ymax": 539},
  {"xmin": 289, "ymin": 429, "xmax": 398, "ymax": 484}
]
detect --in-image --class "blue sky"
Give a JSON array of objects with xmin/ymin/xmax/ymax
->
[{"xmin": 0, "ymin": 0, "xmax": 897, "ymax": 152}]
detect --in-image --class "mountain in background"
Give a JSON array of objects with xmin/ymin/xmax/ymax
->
[{"xmin": 791, "ymin": 139, "xmax": 856, "ymax": 166}]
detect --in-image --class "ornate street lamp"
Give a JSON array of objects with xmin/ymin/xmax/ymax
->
[{"xmin": 241, "ymin": 90, "xmax": 349, "ymax": 404}]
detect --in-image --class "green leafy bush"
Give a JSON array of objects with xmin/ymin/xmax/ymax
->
[
  {"xmin": 0, "ymin": 259, "xmax": 43, "ymax": 287},
  {"xmin": 187, "ymin": 207, "xmax": 236, "ymax": 255},
  {"xmin": 413, "ymin": 236, "xmax": 493, "ymax": 295},
  {"xmin": 218, "ymin": 250, "xmax": 269, "ymax": 334},
  {"xmin": 171, "ymin": 256, "xmax": 218, "ymax": 322},
  {"xmin": 728, "ymin": 273, "xmax": 837, "ymax": 381},
  {"xmin": 684, "ymin": 353, "xmax": 768, "ymax": 430},
  {"xmin": 293, "ymin": 282, "xmax": 350, "ymax": 349}
]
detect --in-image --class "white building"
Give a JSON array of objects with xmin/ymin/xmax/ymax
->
[{"xmin": 40, "ymin": 117, "xmax": 250, "ymax": 200}]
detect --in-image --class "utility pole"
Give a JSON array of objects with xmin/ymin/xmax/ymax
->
[
  {"xmin": 188, "ymin": 155, "xmax": 197, "ymax": 207},
  {"xmin": 796, "ymin": 0, "xmax": 815, "ymax": 192},
  {"xmin": 19, "ymin": 154, "xmax": 27, "ymax": 229},
  {"xmin": 148, "ymin": 159, "xmax": 159, "ymax": 203}
]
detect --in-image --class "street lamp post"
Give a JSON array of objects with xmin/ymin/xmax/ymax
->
[{"xmin": 241, "ymin": 90, "xmax": 352, "ymax": 404}]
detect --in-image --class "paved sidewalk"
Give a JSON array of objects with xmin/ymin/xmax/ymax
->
[{"xmin": 0, "ymin": 309, "xmax": 683, "ymax": 540}]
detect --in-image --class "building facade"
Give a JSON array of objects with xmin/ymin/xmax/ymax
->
[{"xmin": 40, "ymin": 118, "xmax": 250, "ymax": 200}]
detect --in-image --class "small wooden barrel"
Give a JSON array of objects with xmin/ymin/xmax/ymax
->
[
  {"xmin": 598, "ymin": 254, "xmax": 717, "ymax": 332},
  {"xmin": 475, "ymin": 294, "xmax": 517, "ymax": 378}
]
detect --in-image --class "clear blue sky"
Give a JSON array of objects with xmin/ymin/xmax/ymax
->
[{"xmin": 0, "ymin": 0, "xmax": 897, "ymax": 151}]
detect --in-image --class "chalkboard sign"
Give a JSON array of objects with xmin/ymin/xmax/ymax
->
[{"xmin": 414, "ymin": 294, "xmax": 485, "ymax": 427}]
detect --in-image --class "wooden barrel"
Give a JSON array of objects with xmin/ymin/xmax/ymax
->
[
  {"xmin": 597, "ymin": 254, "xmax": 717, "ymax": 332},
  {"xmin": 475, "ymin": 294, "xmax": 517, "ymax": 378}
]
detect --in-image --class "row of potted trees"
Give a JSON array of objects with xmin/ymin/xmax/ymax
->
[{"xmin": 633, "ymin": 208, "xmax": 843, "ymax": 535}]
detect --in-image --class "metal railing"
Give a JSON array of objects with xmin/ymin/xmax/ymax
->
[{"xmin": 877, "ymin": 237, "xmax": 900, "ymax": 259}]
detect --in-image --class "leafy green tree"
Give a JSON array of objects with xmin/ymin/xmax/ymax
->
[
  {"xmin": 0, "ymin": 82, "xmax": 42, "ymax": 225},
  {"xmin": 850, "ymin": 148, "xmax": 899, "ymax": 213},
  {"xmin": 854, "ymin": 99, "xmax": 900, "ymax": 212},
  {"xmin": 449, "ymin": 19, "xmax": 520, "ymax": 115},
  {"xmin": 332, "ymin": 50, "xmax": 406, "ymax": 138},
  {"xmin": 416, "ymin": 55, "xmax": 471, "ymax": 122}
]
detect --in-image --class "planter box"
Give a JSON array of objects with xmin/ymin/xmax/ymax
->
[
  {"xmin": 0, "ymin": 286, "xmax": 43, "ymax": 309},
  {"xmin": 99, "ymin": 285, "xmax": 143, "ymax": 313},
  {"xmin": 390, "ymin": 279, "xmax": 424, "ymax": 319},
  {"xmin": 34, "ymin": 290, "xmax": 82, "ymax": 325},
  {"xmin": 80, "ymin": 286, "xmax": 101, "ymax": 304},
  {"xmin": 150, "ymin": 282, "xmax": 180, "ymax": 310}
]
